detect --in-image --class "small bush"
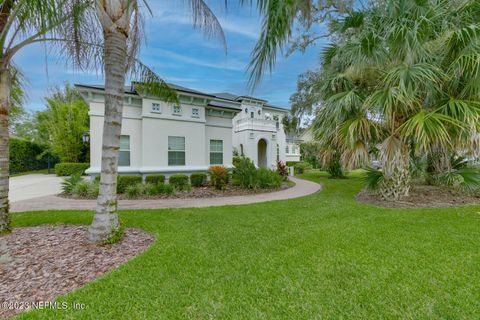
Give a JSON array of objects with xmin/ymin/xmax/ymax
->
[
  {"xmin": 61, "ymin": 175, "xmax": 82, "ymax": 195},
  {"xmin": 293, "ymin": 162, "xmax": 312, "ymax": 175},
  {"xmin": 209, "ymin": 166, "xmax": 229, "ymax": 190},
  {"xmin": 88, "ymin": 180, "xmax": 99, "ymax": 198},
  {"xmin": 144, "ymin": 183, "xmax": 159, "ymax": 196},
  {"xmin": 256, "ymin": 168, "xmax": 283, "ymax": 189},
  {"xmin": 71, "ymin": 180, "xmax": 99, "ymax": 198},
  {"xmin": 232, "ymin": 156, "xmax": 257, "ymax": 189},
  {"xmin": 72, "ymin": 180, "xmax": 91, "ymax": 198},
  {"xmin": 55, "ymin": 163, "xmax": 89, "ymax": 176},
  {"xmin": 157, "ymin": 183, "xmax": 175, "ymax": 195},
  {"xmin": 169, "ymin": 174, "xmax": 189, "ymax": 190},
  {"xmin": 276, "ymin": 160, "xmax": 289, "ymax": 180},
  {"xmin": 117, "ymin": 176, "xmax": 142, "ymax": 193},
  {"xmin": 145, "ymin": 174, "xmax": 165, "ymax": 185},
  {"xmin": 125, "ymin": 183, "xmax": 144, "ymax": 199},
  {"xmin": 190, "ymin": 173, "xmax": 207, "ymax": 187}
]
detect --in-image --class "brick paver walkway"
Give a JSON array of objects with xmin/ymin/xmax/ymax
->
[{"xmin": 11, "ymin": 177, "xmax": 321, "ymax": 212}]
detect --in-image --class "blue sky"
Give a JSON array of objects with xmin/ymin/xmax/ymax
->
[{"xmin": 14, "ymin": 1, "xmax": 326, "ymax": 112}]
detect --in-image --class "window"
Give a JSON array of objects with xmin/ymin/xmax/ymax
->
[
  {"xmin": 240, "ymin": 144, "xmax": 244, "ymax": 156},
  {"xmin": 168, "ymin": 136, "xmax": 185, "ymax": 166},
  {"xmin": 276, "ymin": 121, "xmax": 280, "ymax": 130},
  {"xmin": 292, "ymin": 146, "xmax": 296, "ymax": 154},
  {"xmin": 192, "ymin": 108, "xmax": 199, "ymax": 117},
  {"xmin": 250, "ymin": 112, "xmax": 254, "ymax": 118},
  {"xmin": 286, "ymin": 146, "xmax": 289, "ymax": 154},
  {"xmin": 173, "ymin": 105, "xmax": 182, "ymax": 115},
  {"xmin": 151, "ymin": 103, "xmax": 161, "ymax": 113},
  {"xmin": 119, "ymin": 135, "xmax": 130, "ymax": 166},
  {"xmin": 210, "ymin": 140, "xmax": 223, "ymax": 165},
  {"xmin": 276, "ymin": 144, "xmax": 280, "ymax": 161}
]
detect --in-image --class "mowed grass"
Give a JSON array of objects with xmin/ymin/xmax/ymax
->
[{"xmin": 12, "ymin": 172, "xmax": 480, "ymax": 319}]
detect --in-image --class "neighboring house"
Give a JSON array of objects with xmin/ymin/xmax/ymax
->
[{"xmin": 76, "ymin": 83, "xmax": 300, "ymax": 177}]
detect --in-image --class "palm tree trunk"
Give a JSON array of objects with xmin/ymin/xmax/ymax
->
[
  {"xmin": 0, "ymin": 67, "xmax": 11, "ymax": 233},
  {"xmin": 379, "ymin": 143, "xmax": 411, "ymax": 201},
  {"xmin": 87, "ymin": 30, "xmax": 127, "ymax": 243}
]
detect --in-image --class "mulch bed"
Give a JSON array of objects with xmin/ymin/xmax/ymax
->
[
  {"xmin": 356, "ymin": 184, "xmax": 480, "ymax": 208},
  {"xmin": 63, "ymin": 181, "xmax": 293, "ymax": 200},
  {"xmin": 0, "ymin": 225, "xmax": 154, "ymax": 318}
]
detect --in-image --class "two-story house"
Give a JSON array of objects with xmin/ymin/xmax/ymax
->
[{"xmin": 76, "ymin": 83, "xmax": 300, "ymax": 178}]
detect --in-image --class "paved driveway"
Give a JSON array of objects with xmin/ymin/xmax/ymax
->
[{"xmin": 9, "ymin": 174, "xmax": 63, "ymax": 203}]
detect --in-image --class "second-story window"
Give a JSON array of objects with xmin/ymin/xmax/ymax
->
[
  {"xmin": 250, "ymin": 112, "xmax": 254, "ymax": 118},
  {"xmin": 192, "ymin": 108, "xmax": 199, "ymax": 117},
  {"xmin": 151, "ymin": 103, "xmax": 161, "ymax": 113},
  {"xmin": 173, "ymin": 105, "xmax": 182, "ymax": 115}
]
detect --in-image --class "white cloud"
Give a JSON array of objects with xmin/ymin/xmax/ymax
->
[{"xmin": 145, "ymin": 48, "xmax": 246, "ymax": 71}]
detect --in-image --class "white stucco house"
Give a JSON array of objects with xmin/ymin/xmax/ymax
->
[{"xmin": 75, "ymin": 83, "xmax": 300, "ymax": 177}]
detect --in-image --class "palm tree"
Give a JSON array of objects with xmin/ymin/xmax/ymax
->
[
  {"xmin": 310, "ymin": 0, "xmax": 480, "ymax": 200},
  {"xmin": 87, "ymin": 0, "xmax": 227, "ymax": 243},
  {"xmin": 0, "ymin": 0, "xmax": 93, "ymax": 233}
]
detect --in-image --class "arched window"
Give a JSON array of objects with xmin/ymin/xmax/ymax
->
[{"xmin": 240, "ymin": 144, "xmax": 244, "ymax": 156}]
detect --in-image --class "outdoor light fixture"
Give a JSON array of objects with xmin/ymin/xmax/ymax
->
[{"xmin": 82, "ymin": 131, "xmax": 90, "ymax": 144}]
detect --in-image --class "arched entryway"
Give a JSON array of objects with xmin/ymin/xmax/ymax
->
[{"xmin": 257, "ymin": 139, "xmax": 267, "ymax": 168}]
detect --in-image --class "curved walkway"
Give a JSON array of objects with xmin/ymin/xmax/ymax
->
[{"xmin": 11, "ymin": 177, "xmax": 321, "ymax": 212}]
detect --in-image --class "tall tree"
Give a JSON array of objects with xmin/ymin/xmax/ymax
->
[
  {"xmin": 311, "ymin": 0, "xmax": 480, "ymax": 200},
  {"xmin": 0, "ymin": 0, "xmax": 93, "ymax": 233},
  {"xmin": 42, "ymin": 84, "xmax": 89, "ymax": 162},
  {"xmin": 87, "ymin": 0, "xmax": 227, "ymax": 242}
]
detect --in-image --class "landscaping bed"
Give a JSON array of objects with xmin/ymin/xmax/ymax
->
[
  {"xmin": 356, "ymin": 184, "xmax": 480, "ymax": 208},
  {"xmin": 0, "ymin": 225, "xmax": 154, "ymax": 318}
]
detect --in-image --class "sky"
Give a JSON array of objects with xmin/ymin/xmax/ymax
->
[{"xmin": 13, "ymin": 1, "xmax": 326, "ymax": 112}]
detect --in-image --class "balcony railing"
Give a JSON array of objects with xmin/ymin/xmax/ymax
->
[{"xmin": 235, "ymin": 117, "xmax": 277, "ymax": 132}]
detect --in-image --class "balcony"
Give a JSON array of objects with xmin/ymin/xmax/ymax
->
[{"xmin": 235, "ymin": 118, "xmax": 277, "ymax": 132}]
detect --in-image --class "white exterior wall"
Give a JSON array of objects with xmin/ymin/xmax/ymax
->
[
  {"xmin": 84, "ymin": 90, "xmax": 237, "ymax": 176},
  {"xmin": 232, "ymin": 102, "xmax": 293, "ymax": 168}
]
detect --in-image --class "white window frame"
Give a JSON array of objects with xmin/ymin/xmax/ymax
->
[
  {"xmin": 192, "ymin": 108, "xmax": 200, "ymax": 118},
  {"xmin": 119, "ymin": 135, "xmax": 130, "ymax": 166},
  {"xmin": 151, "ymin": 102, "xmax": 161, "ymax": 113},
  {"xmin": 172, "ymin": 105, "xmax": 182, "ymax": 116}
]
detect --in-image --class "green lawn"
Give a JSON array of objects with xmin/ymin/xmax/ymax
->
[
  {"xmin": 12, "ymin": 172, "xmax": 480, "ymax": 319},
  {"xmin": 11, "ymin": 169, "xmax": 50, "ymax": 177}
]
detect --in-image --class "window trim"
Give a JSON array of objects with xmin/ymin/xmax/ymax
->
[
  {"xmin": 172, "ymin": 105, "xmax": 182, "ymax": 116},
  {"xmin": 119, "ymin": 135, "xmax": 131, "ymax": 166},
  {"xmin": 191, "ymin": 107, "xmax": 200, "ymax": 118},
  {"xmin": 209, "ymin": 139, "xmax": 223, "ymax": 165},
  {"xmin": 151, "ymin": 102, "xmax": 161, "ymax": 113},
  {"xmin": 168, "ymin": 136, "xmax": 185, "ymax": 166}
]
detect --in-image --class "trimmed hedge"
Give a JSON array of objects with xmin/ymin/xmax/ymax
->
[
  {"xmin": 10, "ymin": 138, "xmax": 54, "ymax": 174},
  {"xmin": 190, "ymin": 173, "xmax": 207, "ymax": 187},
  {"xmin": 169, "ymin": 174, "xmax": 189, "ymax": 190},
  {"xmin": 293, "ymin": 162, "xmax": 312, "ymax": 174},
  {"xmin": 145, "ymin": 174, "xmax": 165, "ymax": 185},
  {"xmin": 55, "ymin": 163, "xmax": 90, "ymax": 176},
  {"xmin": 117, "ymin": 176, "xmax": 142, "ymax": 193}
]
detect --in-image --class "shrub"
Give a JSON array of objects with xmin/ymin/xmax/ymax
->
[
  {"xmin": 10, "ymin": 138, "xmax": 55, "ymax": 174},
  {"xmin": 55, "ymin": 162, "xmax": 89, "ymax": 176},
  {"xmin": 144, "ymin": 183, "xmax": 159, "ymax": 196},
  {"xmin": 157, "ymin": 183, "xmax": 175, "ymax": 195},
  {"xmin": 326, "ymin": 153, "xmax": 344, "ymax": 178},
  {"xmin": 88, "ymin": 180, "xmax": 99, "ymax": 198},
  {"xmin": 293, "ymin": 162, "xmax": 311, "ymax": 175},
  {"xmin": 208, "ymin": 166, "xmax": 229, "ymax": 190},
  {"xmin": 71, "ymin": 180, "xmax": 99, "ymax": 198},
  {"xmin": 232, "ymin": 156, "xmax": 257, "ymax": 189},
  {"xmin": 117, "ymin": 176, "xmax": 142, "ymax": 193},
  {"xmin": 125, "ymin": 183, "xmax": 144, "ymax": 199},
  {"xmin": 190, "ymin": 173, "xmax": 207, "ymax": 187},
  {"xmin": 61, "ymin": 175, "xmax": 82, "ymax": 195},
  {"xmin": 72, "ymin": 180, "xmax": 90, "ymax": 198},
  {"xmin": 276, "ymin": 160, "xmax": 289, "ymax": 180},
  {"xmin": 255, "ymin": 168, "xmax": 282, "ymax": 189},
  {"xmin": 169, "ymin": 174, "xmax": 189, "ymax": 190},
  {"xmin": 363, "ymin": 167, "xmax": 384, "ymax": 190},
  {"xmin": 145, "ymin": 174, "xmax": 165, "ymax": 185}
]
